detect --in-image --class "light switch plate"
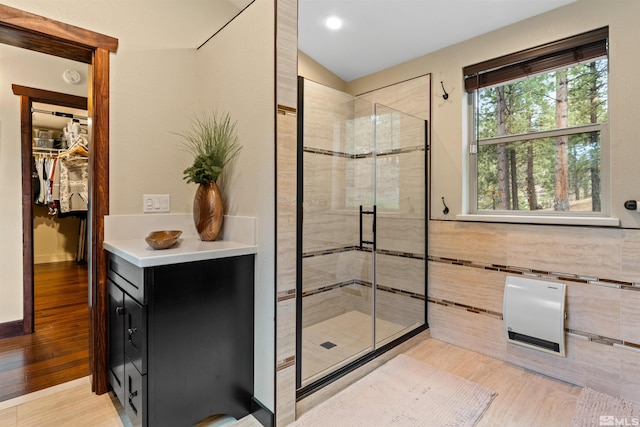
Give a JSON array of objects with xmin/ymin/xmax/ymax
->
[{"xmin": 143, "ymin": 194, "xmax": 170, "ymax": 213}]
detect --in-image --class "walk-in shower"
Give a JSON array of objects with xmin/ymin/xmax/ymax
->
[{"xmin": 296, "ymin": 78, "xmax": 428, "ymax": 394}]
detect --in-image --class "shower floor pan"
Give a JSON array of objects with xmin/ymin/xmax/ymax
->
[{"xmin": 301, "ymin": 310, "xmax": 419, "ymax": 387}]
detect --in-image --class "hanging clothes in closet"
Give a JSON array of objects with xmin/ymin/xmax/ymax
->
[
  {"xmin": 32, "ymin": 113, "xmax": 89, "ymax": 262},
  {"xmin": 33, "ymin": 137, "xmax": 89, "ymax": 215},
  {"xmin": 32, "ymin": 120, "xmax": 89, "ymax": 214},
  {"xmin": 32, "ymin": 121, "xmax": 89, "ymax": 262},
  {"xmin": 32, "ymin": 153, "xmax": 58, "ymax": 215},
  {"xmin": 56, "ymin": 133, "xmax": 89, "ymax": 263},
  {"xmin": 54, "ymin": 134, "xmax": 89, "ymax": 214}
]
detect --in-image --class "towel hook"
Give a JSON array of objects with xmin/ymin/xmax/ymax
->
[
  {"xmin": 440, "ymin": 81, "xmax": 449, "ymax": 100},
  {"xmin": 441, "ymin": 196, "xmax": 449, "ymax": 215}
]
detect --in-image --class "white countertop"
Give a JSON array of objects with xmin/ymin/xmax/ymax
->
[
  {"xmin": 103, "ymin": 236, "xmax": 257, "ymax": 268},
  {"xmin": 103, "ymin": 214, "xmax": 258, "ymax": 268}
]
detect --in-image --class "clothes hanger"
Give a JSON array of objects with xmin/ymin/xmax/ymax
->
[
  {"xmin": 59, "ymin": 135, "xmax": 89, "ymax": 158},
  {"xmin": 59, "ymin": 144, "xmax": 89, "ymax": 158}
]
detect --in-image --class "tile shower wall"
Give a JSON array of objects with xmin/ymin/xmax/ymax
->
[
  {"xmin": 301, "ymin": 79, "xmax": 427, "ymax": 324},
  {"xmin": 302, "ymin": 283, "xmax": 424, "ymax": 330},
  {"xmin": 275, "ymin": 0, "xmax": 297, "ymax": 423},
  {"xmin": 302, "ymin": 153, "xmax": 352, "ymax": 252},
  {"xmin": 275, "ymin": 107, "xmax": 297, "ymax": 427},
  {"xmin": 428, "ymin": 219, "xmax": 640, "ymax": 403},
  {"xmin": 301, "ymin": 80, "xmax": 372, "ymax": 338},
  {"xmin": 303, "ymin": 250, "xmax": 424, "ymax": 297}
]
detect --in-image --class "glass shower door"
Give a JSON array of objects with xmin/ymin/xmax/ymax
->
[
  {"xmin": 299, "ymin": 81, "xmax": 375, "ymax": 387},
  {"xmin": 373, "ymin": 103, "xmax": 426, "ymax": 346},
  {"xmin": 298, "ymin": 79, "xmax": 427, "ymax": 391}
]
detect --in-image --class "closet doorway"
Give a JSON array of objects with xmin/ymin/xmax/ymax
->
[{"xmin": 4, "ymin": 86, "xmax": 91, "ymax": 400}]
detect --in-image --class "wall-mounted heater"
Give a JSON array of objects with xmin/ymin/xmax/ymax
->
[{"xmin": 503, "ymin": 276, "xmax": 567, "ymax": 357}]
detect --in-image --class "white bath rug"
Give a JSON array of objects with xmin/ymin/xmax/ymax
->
[
  {"xmin": 291, "ymin": 354, "xmax": 496, "ymax": 427},
  {"xmin": 571, "ymin": 387, "xmax": 640, "ymax": 427}
]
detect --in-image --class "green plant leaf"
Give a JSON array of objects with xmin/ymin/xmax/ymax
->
[{"xmin": 175, "ymin": 111, "xmax": 242, "ymax": 185}]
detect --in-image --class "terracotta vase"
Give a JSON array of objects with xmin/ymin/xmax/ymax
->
[{"xmin": 193, "ymin": 181, "xmax": 224, "ymax": 241}]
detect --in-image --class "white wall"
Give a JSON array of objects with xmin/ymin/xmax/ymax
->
[
  {"xmin": 349, "ymin": 0, "xmax": 640, "ymax": 228},
  {"xmin": 109, "ymin": 48, "xmax": 199, "ymax": 214},
  {"xmin": 298, "ymin": 50, "xmax": 347, "ymax": 92},
  {"xmin": 195, "ymin": 0, "xmax": 276, "ymax": 411},
  {"xmin": 0, "ymin": 44, "xmax": 88, "ymax": 323}
]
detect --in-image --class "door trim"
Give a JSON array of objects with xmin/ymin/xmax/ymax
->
[{"xmin": 0, "ymin": 4, "xmax": 118, "ymax": 395}]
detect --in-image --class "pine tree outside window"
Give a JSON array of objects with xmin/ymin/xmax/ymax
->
[{"xmin": 464, "ymin": 27, "xmax": 610, "ymax": 222}]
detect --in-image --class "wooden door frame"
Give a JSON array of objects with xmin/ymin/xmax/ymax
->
[{"xmin": 0, "ymin": 5, "xmax": 118, "ymax": 395}]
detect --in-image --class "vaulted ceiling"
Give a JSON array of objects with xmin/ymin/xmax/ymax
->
[{"xmin": 298, "ymin": 0, "xmax": 577, "ymax": 82}]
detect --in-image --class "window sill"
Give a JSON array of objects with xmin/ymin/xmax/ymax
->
[{"xmin": 455, "ymin": 214, "xmax": 620, "ymax": 227}]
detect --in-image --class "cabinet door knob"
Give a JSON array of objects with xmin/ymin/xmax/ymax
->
[
  {"xmin": 115, "ymin": 306, "xmax": 124, "ymax": 316},
  {"xmin": 129, "ymin": 390, "xmax": 138, "ymax": 400},
  {"xmin": 128, "ymin": 327, "xmax": 137, "ymax": 336}
]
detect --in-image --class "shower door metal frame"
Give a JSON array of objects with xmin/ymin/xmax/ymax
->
[{"xmin": 295, "ymin": 77, "xmax": 429, "ymax": 398}]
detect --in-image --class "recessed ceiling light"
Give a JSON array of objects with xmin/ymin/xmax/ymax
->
[{"xmin": 324, "ymin": 15, "xmax": 343, "ymax": 30}]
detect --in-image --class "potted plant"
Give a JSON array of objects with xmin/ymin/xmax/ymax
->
[{"xmin": 177, "ymin": 111, "xmax": 242, "ymax": 241}]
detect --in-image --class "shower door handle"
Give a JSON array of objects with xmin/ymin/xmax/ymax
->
[{"xmin": 359, "ymin": 205, "xmax": 377, "ymax": 250}]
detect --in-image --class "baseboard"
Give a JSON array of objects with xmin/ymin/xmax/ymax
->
[
  {"xmin": 33, "ymin": 253, "xmax": 75, "ymax": 264},
  {"xmin": 0, "ymin": 319, "xmax": 26, "ymax": 339},
  {"xmin": 251, "ymin": 397, "xmax": 274, "ymax": 427}
]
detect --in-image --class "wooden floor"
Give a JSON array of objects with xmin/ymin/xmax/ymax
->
[
  {"xmin": 0, "ymin": 261, "xmax": 90, "ymax": 402},
  {"xmin": 0, "ymin": 336, "xmax": 582, "ymax": 426}
]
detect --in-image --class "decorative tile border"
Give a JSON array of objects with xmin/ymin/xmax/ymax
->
[
  {"xmin": 378, "ymin": 248, "xmax": 425, "ymax": 260},
  {"xmin": 303, "ymin": 246, "xmax": 424, "ymax": 260},
  {"xmin": 302, "ymin": 146, "xmax": 353, "ymax": 159},
  {"xmin": 302, "ymin": 246, "xmax": 425, "ymax": 299},
  {"xmin": 277, "ymin": 104, "xmax": 297, "ymax": 115},
  {"xmin": 302, "ymin": 145, "xmax": 425, "ymax": 159},
  {"xmin": 277, "ymin": 289, "xmax": 296, "ymax": 302},
  {"xmin": 302, "ymin": 279, "xmax": 424, "ymax": 300},
  {"xmin": 428, "ymin": 256, "xmax": 640, "ymax": 292},
  {"xmin": 377, "ymin": 283, "xmax": 426, "ymax": 300},
  {"xmin": 302, "ymin": 246, "xmax": 359, "ymax": 258},
  {"xmin": 429, "ymin": 297, "xmax": 640, "ymax": 352},
  {"xmin": 613, "ymin": 342, "xmax": 640, "ymax": 353},
  {"xmin": 566, "ymin": 330, "xmax": 640, "ymax": 353},
  {"xmin": 427, "ymin": 297, "xmax": 502, "ymax": 320},
  {"xmin": 428, "ymin": 259, "xmax": 640, "ymax": 354},
  {"xmin": 301, "ymin": 280, "xmax": 359, "ymax": 297},
  {"xmin": 276, "ymin": 355, "xmax": 295, "ymax": 371},
  {"xmin": 377, "ymin": 145, "xmax": 426, "ymax": 157}
]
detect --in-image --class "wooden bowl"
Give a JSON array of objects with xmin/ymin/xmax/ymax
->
[{"xmin": 145, "ymin": 230, "xmax": 182, "ymax": 250}]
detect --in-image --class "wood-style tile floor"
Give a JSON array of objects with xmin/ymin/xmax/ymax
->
[
  {"xmin": 0, "ymin": 377, "xmax": 262, "ymax": 427},
  {"xmin": 404, "ymin": 338, "xmax": 582, "ymax": 427},
  {"xmin": 0, "ymin": 261, "xmax": 89, "ymax": 403},
  {"xmin": 0, "ymin": 336, "xmax": 582, "ymax": 426}
]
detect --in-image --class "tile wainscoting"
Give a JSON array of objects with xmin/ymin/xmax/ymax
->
[{"xmin": 428, "ymin": 220, "xmax": 640, "ymax": 403}]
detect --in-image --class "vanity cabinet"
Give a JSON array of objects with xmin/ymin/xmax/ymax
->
[{"xmin": 107, "ymin": 252, "xmax": 255, "ymax": 427}]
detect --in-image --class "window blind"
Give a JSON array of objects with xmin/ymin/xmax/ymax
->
[{"xmin": 463, "ymin": 27, "xmax": 608, "ymax": 92}]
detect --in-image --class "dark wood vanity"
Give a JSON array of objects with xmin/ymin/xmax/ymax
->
[{"xmin": 107, "ymin": 251, "xmax": 255, "ymax": 427}]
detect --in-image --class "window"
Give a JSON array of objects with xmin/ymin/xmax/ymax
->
[{"xmin": 464, "ymin": 27, "xmax": 610, "ymax": 222}]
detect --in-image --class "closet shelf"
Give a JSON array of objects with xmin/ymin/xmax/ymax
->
[{"xmin": 33, "ymin": 147, "xmax": 64, "ymax": 155}]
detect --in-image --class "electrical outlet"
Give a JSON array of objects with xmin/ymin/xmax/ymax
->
[{"xmin": 143, "ymin": 194, "xmax": 170, "ymax": 213}]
